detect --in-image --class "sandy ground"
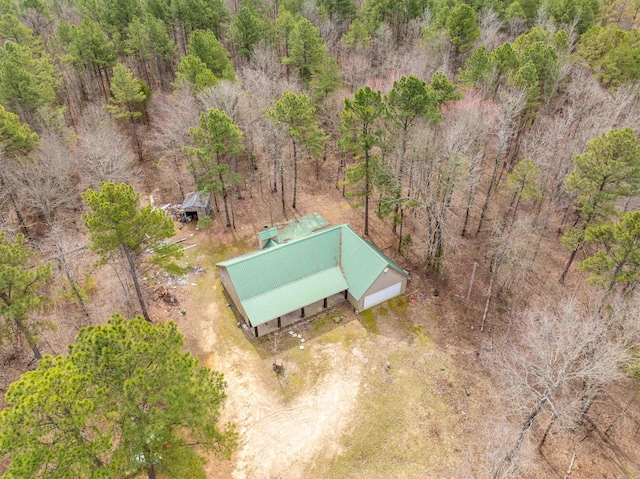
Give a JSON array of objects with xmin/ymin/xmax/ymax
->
[{"xmin": 162, "ymin": 241, "xmax": 366, "ymax": 479}]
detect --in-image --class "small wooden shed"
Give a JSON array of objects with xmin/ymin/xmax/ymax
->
[{"xmin": 182, "ymin": 192, "xmax": 211, "ymax": 221}]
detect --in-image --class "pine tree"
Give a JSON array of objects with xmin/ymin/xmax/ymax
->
[
  {"xmin": 172, "ymin": 0, "xmax": 229, "ymax": 39},
  {"xmin": 0, "ymin": 13, "xmax": 34, "ymax": 44},
  {"xmin": 339, "ymin": 86, "xmax": 387, "ymax": 236},
  {"xmin": 266, "ymin": 91, "xmax": 327, "ymax": 212},
  {"xmin": 82, "ymin": 182, "xmax": 183, "ymax": 322},
  {"xmin": 0, "ymin": 315, "xmax": 236, "ymax": 479},
  {"xmin": 560, "ymin": 128, "xmax": 640, "ymax": 283},
  {"xmin": 106, "ymin": 63, "xmax": 150, "ymax": 161},
  {"xmin": 186, "ymin": 108, "xmax": 244, "ymax": 228},
  {"xmin": 0, "ymin": 232, "xmax": 51, "ymax": 360},
  {"xmin": 429, "ymin": 71, "xmax": 462, "ymax": 104},
  {"xmin": 60, "ymin": 18, "xmax": 116, "ymax": 99},
  {"xmin": 309, "ymin": 53, "xmax": 341, "ymax": 102},
  {"xmin": 174, "ymin": 54, "xmax": 218, "ymax": 90},
  {"xmin": 187, "ymin": 29, "xmax": 235, "ymax": 80},
  {"xmin": 228, "ymin": 5, "xmax": 264, "ymax": 59},
  {"xmin": 285, "ymin": 18, "xmax": 326, "ymax": 82},
  {"xmin": 318, "ymin": 0, "xmax": 356, "ymax": 21},
  {"xmin": 384, "ymin": 75, "xmax": 439, "ymax": 242},
  {"xmin": 275, "ymin": 8, "xmax": 295, "ymax": 80},
  {"xmin": 341, "ymin": 18, "xmax": 371, "ymax": 49},
  {"xmin": 445, "ymin": 4, "xmax": 480, "ymax": 56},
  {"xmin": 580, "ymin": 211, "xmax": 640, "ymax": 291},
  {"xmin": 125, "ymin": 14, "xmax": 175, "ymax": 88},
  {"xmin": 0, "ymin": 40, "xmax": 60, "ymax": 121}
]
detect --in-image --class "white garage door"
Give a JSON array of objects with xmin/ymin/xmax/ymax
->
[{"xmin": 363, "ymin": 282, "xmax": 402, "ymax": 309}]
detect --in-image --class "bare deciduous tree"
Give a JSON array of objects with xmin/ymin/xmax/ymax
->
[
  {"xmin": 41, "ymin": 222, "xmax": 91, "ymax": 323},
  {"xmin": 491, "ymin": 300, "xmax": 625, "ymax": 478},
  {"xmin": 9, "ymin": 134, "xmax": 77, "ymax": 229},
  {"xmin": 147, "ymin": 90, "xmax": 200, "ymax": 197},
  {"xmin": 76, "ymin": 106, "xmax": 137, "ymax": 188}
]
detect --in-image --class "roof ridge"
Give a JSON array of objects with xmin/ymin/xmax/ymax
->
[
  {"xmin": 341, "ymin": 225, "xmax": 409, "ymax": 276},
  {"xmin": 216, "ymin": 224, "xmax": 345, "ymax": 267}
]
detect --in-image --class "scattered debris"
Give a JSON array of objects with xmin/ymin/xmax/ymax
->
[
  {"xmin": 155, "ymin": 286, "xmax": 178, "ymax": 305},
  {"xmin": 463, "ymin": 387, "xmax": 470, "ymax": 396},
  {"xmin": 191, "ymin": 283, "xmax": 197, "ymax": 286},
  {"xmin": 181, "ymin": 244, "xmax": 198, "ymax": 252},
  {"xmin": 299, "ymin": 345, "xmax": 305, "ymax": 350},
  {"xmin": 300, "ymin": 338, "xmax": 305, "ymax": 343},
  {"xmin": 179, "ymin": 310, "xmax": 186, "ymax": 316},
  {"xmin": 383, "ymin": 361, "xmax": 391, "ymax": 372}
]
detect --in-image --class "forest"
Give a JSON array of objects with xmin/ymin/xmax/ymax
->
[{"xmin": 0, "ymin": 0, "xmax": 639, "ymax": 476}]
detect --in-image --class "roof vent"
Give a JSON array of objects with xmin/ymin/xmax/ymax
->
[
  {"xmin": 264, "ymin": 225, "xmax": 268, "ymax": 230},
  {"xmin": 383, "ymin": 267, "xmax": 389, "ymax": 273}
]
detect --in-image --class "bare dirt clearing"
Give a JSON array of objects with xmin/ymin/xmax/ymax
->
[
  {"xmin": 147, "ymin": 167, "xmax": 640, "ymax": 479},
  {"xmin": 162, "ymin": 219, "xmax": 490, "ymax": 479}
]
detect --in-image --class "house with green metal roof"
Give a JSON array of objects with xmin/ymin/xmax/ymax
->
[{"xmin": 216, "ymin": 215, "xmax": 410, "ymax": 337}]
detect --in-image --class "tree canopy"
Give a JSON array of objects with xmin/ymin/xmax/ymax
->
[
  {"xmin": 0, "ymin": 315, "xmax": 237, "ymax": 479},
  {"xmin": 82, "ymin": 182, "xmax": 183, "ymax": 321}
]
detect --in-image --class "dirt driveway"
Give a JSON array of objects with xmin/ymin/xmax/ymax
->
[{"xmin": 156, "ymin": 233, "xmax": 488, "ymax": 479}]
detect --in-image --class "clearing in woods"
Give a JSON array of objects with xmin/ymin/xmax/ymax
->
[{"xmin": 162, "ymin": 228, "xmax": 490, "ymax": 479}]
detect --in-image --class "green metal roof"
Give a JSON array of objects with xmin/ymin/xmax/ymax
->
[
  {"xmin": 340, "ymin": 226, "xmax": 408, "ymax": 300},
  {"xmin": 217, "ymin": 222, "xmax": 408, "ymax": 326},
  {"xmin": 218, "ymin": 226, "xmax": 342, "ymax": 300},
  {"xmin": 263, "ymin": 238, "xmax": 277, "ymax": 248},
  {"xmin": 258, "ymin": 228, "xmax": 278, "ymax": 241},
  {"xmin": 276, "ymin": 213, "xmax": 329, "ymax": 243},
  {"xmin": 257, "ymin": 213, "xmax": 330, "ymax": 246},
  {"xmin": 242, "ymin": 267, "xmax": 347, "ymax": 326}
]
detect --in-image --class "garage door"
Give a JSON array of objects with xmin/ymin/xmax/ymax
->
[{"xmin": 363, "ymin": 282, "xmax": 402, "ymax": 309}]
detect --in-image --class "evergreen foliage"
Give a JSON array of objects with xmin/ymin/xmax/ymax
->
[
  {"xmin": 0, "ymin": 315, "xmax": 236, "ymax": 478},
  {"xmin": 187, "ymin": 29, "xmax": 235, "ymax": 80},
  {"xmin": 82, "ymin": 182, "xmax": 183, "ymax": 321},
  {"xmin": 0, "ymin": 232, "xmax": 51, "ymax": 360},
  {"xmin": 186, "ymin": 108, "xmax": 244, "ymax": 228},
  {"xmin": 581, "ymin": 211, "xmax": 640, "ymax": 290}
]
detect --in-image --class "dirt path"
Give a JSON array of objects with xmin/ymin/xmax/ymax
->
[
  {"xmin": 231, "ymin": 346, "xmax": 363, "ymax": 479},
  {"xmin": 172, "ymin": 247, "xmax": 365, "ymax": 479}
]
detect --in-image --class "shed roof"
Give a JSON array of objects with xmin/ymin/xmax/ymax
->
[
  {"xmin": 183, "ymin": 192, "xmax": 210, "ymax": 209},
  {"xmin": 217, "ymin": 223, "xmax": 408, "ymax": 326}
]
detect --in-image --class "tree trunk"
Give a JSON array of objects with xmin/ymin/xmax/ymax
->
[
  {"xmin": 147, "ymin": 464, "xmax": 157, "ymax": 479},
  {"xmin": 14, "ymin": 316, "xmax": 42, "ymax": 360},
  {"xmin": 122, "ymin": 244, "xmax": 151, "ymax": 322},
  {"xmin": 216, "ymin": 152, "xmax": 231, "ymax": 227},
  {"xmin": 539, "ymin": 414, "xmax": 557, "ymax": 449},
  {"xmin": 560, "ymin": 246, "xmax": 579, "ymax": 284},
  {"xmin": 131, "ymin": 118, "xmax": 143, "ymax": 162},
  {"xmin": 493, "ymin": 398, "xmax": 547, "ymax": 479},
  {"xmin": 476, "ymin": 147, "xmax": 502, "ymax": 237},
  {"xmin": 461, "ymin": 183, "xmax": 475, "ymax": 237},
  {"xmin": 393, "ymin": 122, "xmax": 409, "ymax": 234},
  {"xmin": 364, "ymin": 147, "xmax": 370, "ymax": 236},
  {"xmin": 1, "ymin": 173, "xmax": 29, "ymax": 237},
  {"xmin": 59, "ymin": 256, "xmax": 91, "ymax": 321},
  {"xmin": 292, "ymin": 139, "xmax": 298, "ymax": 209},
  {"xmin": 280, "ymin": 157, "xmax": 286, "ymax": 216}
]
